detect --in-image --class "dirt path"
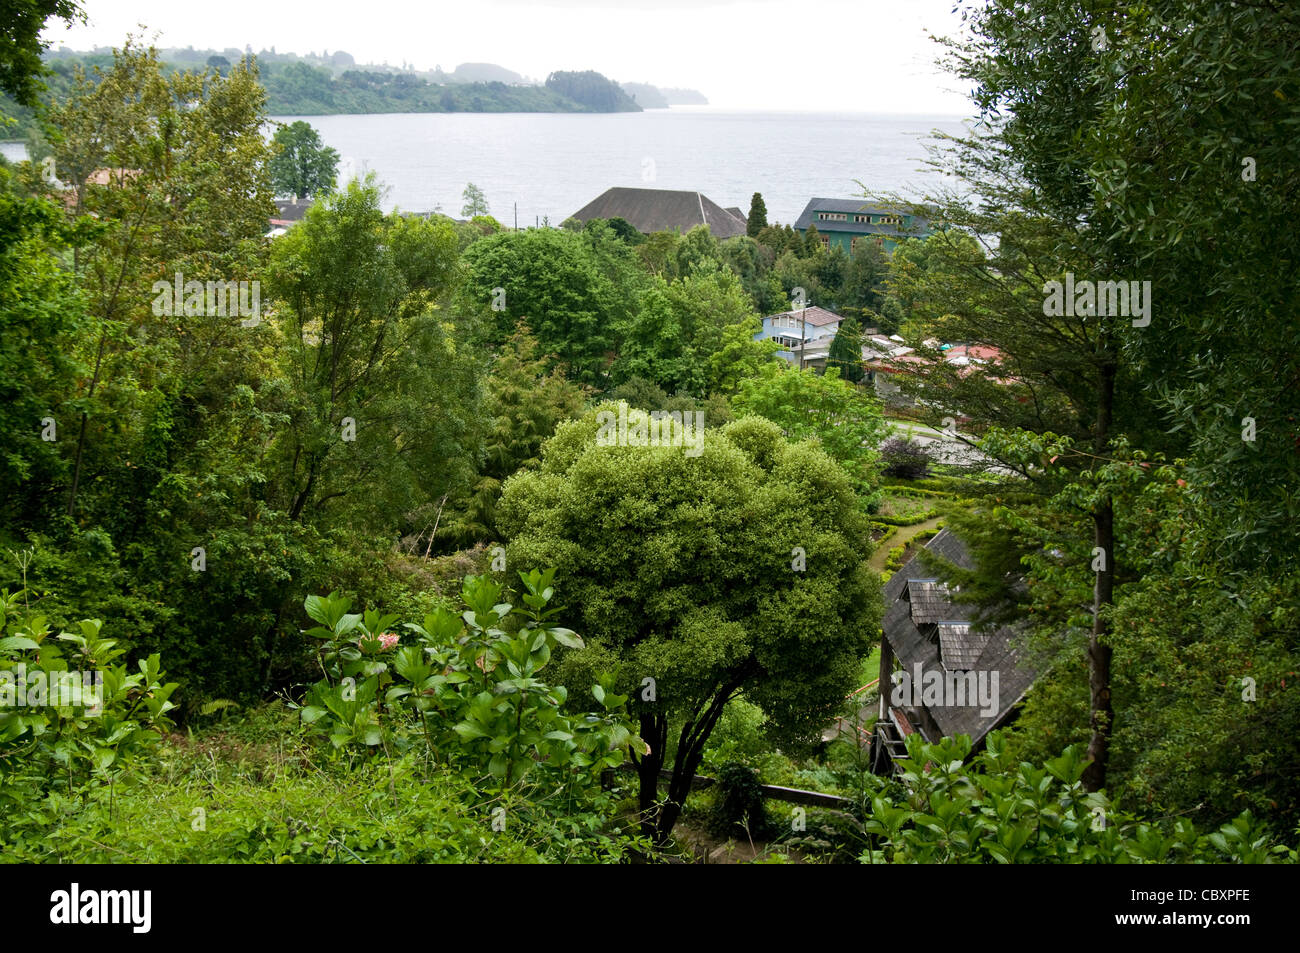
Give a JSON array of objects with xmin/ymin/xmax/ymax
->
[{"xmin": 867, "ymin": 515, "xmax": 944, "ymax": 572}]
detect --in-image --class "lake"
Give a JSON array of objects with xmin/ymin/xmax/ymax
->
[
  {"xmin": 5, "ymin": 109, "xmax": 970, "ymax": 226},
  {"xmin": 267, "ymin": 108, "xmax": 968, "ymax": 226}
]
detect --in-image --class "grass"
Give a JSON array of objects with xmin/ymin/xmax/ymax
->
[{"xmin": 1, "ymin": 704, "xmax": 645, "ymax": 864}]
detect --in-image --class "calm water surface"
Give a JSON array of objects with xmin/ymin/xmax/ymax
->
[{"xmin": 268, "ymin": 108, "xmax": 969, "ymax": 225}]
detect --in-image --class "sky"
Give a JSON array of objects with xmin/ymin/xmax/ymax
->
[{"xmin": 43, "ymin": 0, "xmax": 975, "ymax": 114}]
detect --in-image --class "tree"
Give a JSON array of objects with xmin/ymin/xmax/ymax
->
[
  {"xmin": 458, "ymin": 226, "xmax": 638, "ymax": 387},
  {"xmin": 827, "ymin": 315, "xmax": 865, "ymax": 383},
  {"xmin": 746, "ymin": 192, "xmax": 768, "ymax": 237},
  {"xmin": 610, "ymin": 282, "xmax": 695, "ymax": 393},
  {"xmin": 0, "ymin": 0, "xmax": 83, "ymax": 108},
  {"xmin": 544, "ymin": 70, "xmax": 640, "ymax": 111},
  {"xmin": 0, "ymin": 164, "xmax": 85, "ymax": 526},
  {"xmin": 802, "ymin": 223, "xmax": 823, "ymax": 256},
  {"xmin": 439, "ymin": 327, "xmax": 586, "ymax": 549},
  {"xmin": 268, "ymin": 120, "xmax": 339, "ymax": 199},
  {"xmin": 733, "ymin": 363, "xmax": 886, "ymax": 507},
  {"xmin": 49, "ymin": 38, "xmax": 276, "ymax": 523},
  {"xmin": 267, "ymin": 174, "xmax": 478, "ymax": 528},
  {"xmin": 707, "ymin": 318, "xmax": 781, "ymax": 396},
  {"xmin": 908, "ymin": 0, "xmax": 1300, "ymax": 797},
  {"xmin": 498, "ymin": 409, "xmax": 881, "ymax": 844},
  {"xmin": 460, "ymin": 181, "xmax": 489, "ymax": 218}
]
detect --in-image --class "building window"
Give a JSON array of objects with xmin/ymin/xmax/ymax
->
[{"xmin": 817, "ymin": 212, "xmax": 847, "ymax": 222}]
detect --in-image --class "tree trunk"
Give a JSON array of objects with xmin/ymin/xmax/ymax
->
[
  {"xmin": 1083, "ymin": 357, "xmax": 1116, "ymax": 792},
  {"xmin": 634, "ymin": 712, "xmax": 667, "ymax": 842},
  {"xmin": 1083, "ymin": 500, "xmax": 1114, "ymax": 791},
  {"xmin": 653, "ymin": 682, "xmax": 739, "ymax": 845}
]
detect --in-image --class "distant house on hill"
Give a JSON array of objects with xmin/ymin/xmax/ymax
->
[
  {"xmin": 267, "ymin": 197, "xmax": 314, "ymax": 237},
  {"xmin": 794, "ymin": 198, "xmax": 931, "ymax": 255},
  {"xmin": 871, "ymin": 529, "xmax": 1036, "ymax": 776},
  {"xmin": 570, "ymin": 187, "xmax": 747, "ymax": 238},
  {"xmin": 754, "ymin": 304, "xmax": 844, "ymax": 364}
]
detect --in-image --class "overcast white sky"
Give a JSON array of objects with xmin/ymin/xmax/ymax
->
[{"xmin": 44, "ymin": 0, "xmax": 974, "ymax": 113}]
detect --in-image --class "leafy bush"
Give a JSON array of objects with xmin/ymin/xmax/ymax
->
[
  {"xmin": 0, "ymin": 586, "xmax": 178, "ymax": 833},
  {"xmin": 879, "ymin": 437, "xmax": 933, "ymax": 480},
  {"xmin": 860, "ymin": 733, "xmax": 1297, "ymax": 864},
  {"xmin": 708, "ymin": 762, "xmax": 772, "ymax": 840},
  {"xmin": 295, "ymin": 569, "xmax": 637, "ymax": 798}
]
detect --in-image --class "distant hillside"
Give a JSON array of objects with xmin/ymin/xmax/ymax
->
[
  {"xmin": 264, "ymin": 64, "xmax": 596, "ymax": 115},
  {"xmin": 448, "ymin": 62, "xmax": 526, "ymax": 85},
  {"xmin": 619, "ymin": 82, "xmax": 708, "ymax": 108},
  {"xmin": 620, "ymin": 82, "xmax": 670, "ymax": 109},
  {"xmin": 0, "ymin": 50, "xmax": 651, "ymax": 126},
  {"xmin": 660, "ymin": 87, "xmax": 709, "ymax": 105},
  {"xmin": 544, "ymin": 71, "xmax": 640, "ymax": 112}
]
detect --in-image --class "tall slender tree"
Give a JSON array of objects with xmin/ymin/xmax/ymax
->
[{"xmin": 746, "ymin": 191, "xmax": 768, "ymax": 237}]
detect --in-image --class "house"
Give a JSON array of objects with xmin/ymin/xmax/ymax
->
[
  {"xmin": 866, "ymin": 340, "xmax": 1003, "ymax": 408},
  {"xmin": 570, "ymin": 187, "xmax": 747, "ymax": 238},
  {"xmin": 754, "ymin": 305, "xmax": 844, "ymax": 364},
  {"xmin": 266, "ymin": 197, "xmax": 314, "ymax": 238},
  {"xmin": 793, "ymin": 198, "xmax": 931, "ymax": 255},
  {"xmin": 870, "ymin": 529, "xmax": 1036, "ymax": 776}
]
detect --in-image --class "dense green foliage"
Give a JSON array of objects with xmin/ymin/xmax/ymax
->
[
  {"xmin": 499, "ymin": 408, "xmax": 882, "ymax": 841},
  {"xmin": 543, "ymin": 70, "xmax": 641, "ymax": 112},
  {"xmin": 0, "ymin": 0, "xmax": 82, "ymax": 108},
  {"xmin": 889, "ymin": 0, "xmax": 1300, "ymax": 823},
  {"xmin": 861, "ymin": 733, "xmax": 1295, "ymax": 864},
  {"xmin": 3, "ymin": 3, "xmax": 1296, "ymax": 865},
  {"xmin": 268, "ymin": 120, "xmax": 339, "ymax": 199}
]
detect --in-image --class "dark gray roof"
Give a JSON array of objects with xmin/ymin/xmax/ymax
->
[
  {"xmin": 938, "ymin": 622, "xmax": 989, "ymax": 671},
  {"xmin": 906, "ymin": 579, "xmax": 952, "ymax": 625},
  {"xmin": 725, "ymin": 206, "xmax": 747, "ymax": 223},
  {"xmin": 793, "ymin": 197, "xmax": 931, "ymax": 236},
  {"xmin": 273, "ymin": 199, "xmax": 313, "ymax": 222},
  {"xmin": 881, "ymin": 528, "xmax": 1036, "ymax": 747},
  {"xmin": 571, "ymin": 187, "xmax": 747, "ymax": 238}
]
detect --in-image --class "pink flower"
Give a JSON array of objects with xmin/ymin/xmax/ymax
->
[{"xmin": 359, "ymin": 631, "xmax": 401, "ymax": 653}]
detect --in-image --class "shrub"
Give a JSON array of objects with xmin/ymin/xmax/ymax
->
[
  {"xmin": 295, "ymin": 569, "xmax": 636, "ymax": 797},
  {"xmin": 708, "ymin": 761, "xmax": 772, "ymax": 841},
  {"xmin": 860, "ymin": 733, "xmax": 1298, "ymax": 864},
  {"xmin": 0, "ymin": 586, "xmax": 178, "ymax": 838},
  {"xmin": 880, "ymin": 437, "xmax": 933, "ymax": 480}
]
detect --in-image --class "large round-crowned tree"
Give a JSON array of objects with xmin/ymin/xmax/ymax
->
[{"xmin": 498, "ymin": 405, "xmax": 880, "ymax": 842}]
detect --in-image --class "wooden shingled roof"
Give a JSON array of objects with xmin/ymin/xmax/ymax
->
[
  {"xmin": 881, "ymin": 528, "xmax": 1037, "ymax": 746},
  {"xmin": 937, "ymin": 623, "xmax": 989, "ymax": 671},
  {"xmin": 570, "ymin": 187, "xmax": 747, "ymax": 238}
]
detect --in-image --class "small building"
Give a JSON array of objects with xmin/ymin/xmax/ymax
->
[
  {"xmin": 267, "ymin": 197, "xmax": 314, "ymax": 238},
  {"xmin": 570, "ymin": 187, "xmax": 747, "ymax": 239},
  {"xmin": 794, "ymin": 198, "xmax": 931, "ymax": 255},
  {"xmin": 754, "ymin": 305, "xmax": 844, "ymax": 364},
  {"xmin": 871, "ymin": 529, "xmax": 1036, "ymax": 776}
]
